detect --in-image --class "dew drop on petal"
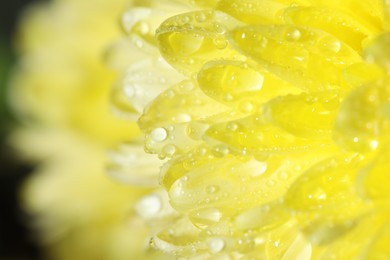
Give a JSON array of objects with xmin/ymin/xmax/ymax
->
[
  {"xmin": 208, "ymin": 238, "xmax": 225, "ymax": 253},
  {"xmin": 135, "ymin": 194, "xmax": 162, "ymax": 219},
  {"xmin": 151, "ymin": 127, "xmax": 168, "ymax": 142}
]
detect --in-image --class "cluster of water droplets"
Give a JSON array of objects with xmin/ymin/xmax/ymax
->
[{"xmin": 112, "ymin": 0, "xmax": 390, "ymax": 258}]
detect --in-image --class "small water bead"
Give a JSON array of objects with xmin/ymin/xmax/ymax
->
[
  {"xmin": 195, "ymin": 12, "xmax": 207, "ymax": 22},
  {"xmin": 238, "ymin": 100, "xmax": 256, "ymax": 113},
  {"xmin": 151, "ymin": 127, "xmax": 168, "ymax": 142},
  {"xmin": 267, "ymin": 180, "xmax": 276, "ymax": 187},
  {"xmin": 318, "ymin": 36, "xmax": 341, "ymax": 54},
  {"xmin": 226, "ymin": 122, "xmax": 239, "ymax": 131},
  {"xmin": 213, "ymin": 36, "xmax": 228, "ymax": 49},
  {"xmin": 181, "ymin": 15, "xmax": 191, "ymax": 23},
  {"xmin": 135, "ymin": 39, "xmax": 144, "ymax": 48},
  {"xmin": 164, "ymin": 89, "xmax": 176, "ymax": 98},
  {"xmin": 163, "ymin": 144, "xmax": 177, "ymax": 156},
  {"xmin": 250, "ymin": 161, "xmax": 267, "ymax": 177},
  {"xmin": 133, "ymin": 21, "xmax": 151, "ymax": 36},
  {"xmin": 208, "ymin": 238, "xmax": 225, "ymax": 253},
  {"xmin": 123, "ymin": 83, "xmax": 136, "ymax": 98},
  {"xmin": 135, "ymin": 194, "xmax": 162, "ymax": 219},
  {"xmin": 149, "ymin": 123, "xmax": 203, "ymax": 157},
  {"xmin": 211, "ymin": 145, "xmax": 230, "ymax": 157},
  {"xmin": 206, "ymin": 185, "xmax": 219, "ymax": 194},
  {"xmin": 278, "ymin": 171, "xmax": 289, "ymax": 180},
  {"xmin": 285, "ymin": 28, "xmax": 301, "ymax": 41},
  {"xmin": 172, "ymin": 113, "xmax": 192, "ymax": 123},
  {"xmin": 169, "ymin": 32, "xmax": 205, "ymax": 56},
  {"xmin": 223, "ymin": 93, "xmax": 234, "ymax": 102},
  {"xmin": 213, "ymin": 23, "xmax": 227, "ymax": 34}
]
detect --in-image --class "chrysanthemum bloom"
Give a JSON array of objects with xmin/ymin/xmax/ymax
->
[
  {"xmin": 115, "ymin": 0, "xmax": 390, "ymax": 258},
  {"xmin": 9, "ymin": 0, "xmax": 173, "ymax": 259}
]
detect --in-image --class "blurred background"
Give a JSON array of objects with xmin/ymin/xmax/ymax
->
[{"xmin": 1, "ymin": 0, "xmax": 42, "ymax": 259}]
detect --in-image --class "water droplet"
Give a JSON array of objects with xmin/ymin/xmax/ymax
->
[
  {"xmin": 286, "ymin": 28, "xmax": 301, "ymax": 41},
  {"xmin": 212, "ymin": 145, "xmax": 230, "ymax": 157},
  {"xmin": 189, "ymin": 207, "xmax": 222, "ymax": 229},
  {"xmin": 181, "ymin": 15, "xmax": 190, "ymax": 23},
  {"xmin": 151, "ymin": 128, "xmax": 168, "ymax": 142},
  {"xmin": 318, "ymin": 36, "xmax": 341, "ymax": 54},
  {"xmin": 206, "ymin": 185, "xmax": 219, "ymax": 194},
  {"xmin": 137, "ymin": 21, "xmax": 150, "ymax": 35},
  {"xmin": 238, "ymin": 100, "xmax": 255, "ymax": 113},
  {"xmin": 173, "ymin": 113, "xmax": 192, "ymax": 122},
  {"xmin": 123, "ymin": 83, "xmax": 136, "ymax": 98},
  {"xmin": 135, "ymin": 39, "xmax": 144, "ymax": 48},
  {"xmin": 251, "ymin": 161, "xmax": 268, "ymax": 177},
  {"xmin": 195, "ymin": 12, "xmax": 207, "ymax": 22},
  {"xmin": 213, "ymin": 37, "xmax": 228, "ymax": 49},
  {"xmin": 159, "ymin": 77, "xmax": 166, "ymax": 84},
  {"xmin": 208, "ymin": 238, "xmax": 225, "ymax": 253},
  {"xmin": 278, "ymin": 171, "xmax": 289, "ymax": 180},
  {"xmin": 223, "ymin": 93, "xmax": 234, "ymax": 102},
  {"xmin": 214, "ymin": 23, "xmax": 226, "ymax": 34},
  {"xmin": 135, "ymin": 194, "xmax": 161, "ymax": 218},
  {"xmin": 370, "ymin": 140, "xmax": 379, "ymax": 149},
  {"xmin": 163, "ymin": 144, "xmax": 176, "ymax": 156},
  {"xmin": 226, "ymin": 122, "xmax": 239, "ymax": 131},
  {"xmin": 164, "ymin": 90, "xmax": 175, "ymax": 98},
  {"xmin": 267, "ymin": 180, "xmax": 276, "ymax": 187}
]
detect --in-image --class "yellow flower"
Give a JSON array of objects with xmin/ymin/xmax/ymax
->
[
  {"xmin": 115, "ymin": 0, "xmax": 390, "ymax": 258},
  {"xmin": 9, "ymin": 0, "xmax": 171, "ymax": 259}
]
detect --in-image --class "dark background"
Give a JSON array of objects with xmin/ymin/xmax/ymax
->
[{"xmin": 1, "ymin": 0, "xmax": 42, "ymax": 259}]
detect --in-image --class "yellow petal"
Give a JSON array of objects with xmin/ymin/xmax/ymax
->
[
  {"xmin": 230, "ymin": 25, "xmax": 361, "ymax": 91},
  {"xmin": 283, "ymin": 6, "xmax": 372, "ymax": 51},
  {"xmin": 197, "ymin": 60, "xmax": 301, "ymax": 105},
  {"xmin": 157, "ymin": 10, "xmax": 244, "ymax": 75},
  {"xmin": 264, "ymin": 91, "xmax": 341, "ymax": 138}
]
